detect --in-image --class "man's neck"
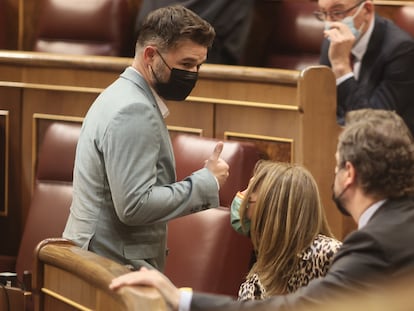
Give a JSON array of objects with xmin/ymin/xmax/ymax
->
[{"xmin": 349, "ymin": 189, "xmax": 384, "ymax": 223}]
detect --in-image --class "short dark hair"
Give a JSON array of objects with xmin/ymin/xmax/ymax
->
[
  {"xmin": 339, "ymin": 109, "xmax": 414, "ymax": 198},
  {"xmin": 136, "ymin": 5, "xmax": 215, "ymax": 52}
]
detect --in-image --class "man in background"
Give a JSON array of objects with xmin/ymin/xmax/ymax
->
[{"xmin": 317, "ymin": 0, "xmax": 414, "ymax": 135}]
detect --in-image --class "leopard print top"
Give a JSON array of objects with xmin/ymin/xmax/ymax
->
[{"xmin": 237, "ymin": 234, "xmax": 342, "ymax": 300}]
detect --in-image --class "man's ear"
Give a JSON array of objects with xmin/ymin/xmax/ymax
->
[
  {"xmin": 344, "ymin": 161, "xmax": 357, "ymax": 188},
  {"xmin": 362, "ymin": 0, "xmax": 374, "ymax": 16},
  {"xmin": 143, "ymin": 46, "xmax": 157, "ymax": 64}
]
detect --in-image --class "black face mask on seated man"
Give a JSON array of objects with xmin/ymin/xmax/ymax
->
[
  {"xmin": 332, "ymin": 179, "xmax": 351, "ymax": 217},
  {"xmin": 152, "ymin": 50, "xmax": 198, "ymax": 101}
]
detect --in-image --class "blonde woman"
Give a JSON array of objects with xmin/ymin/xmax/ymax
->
[{"xmin": 231, "ymin": 161, "xmax": 342, "ymax": 300}]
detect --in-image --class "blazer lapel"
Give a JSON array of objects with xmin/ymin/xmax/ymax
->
[{"xmin": 359, "ymin": 15, "xmax": 386, "ymax": 83}]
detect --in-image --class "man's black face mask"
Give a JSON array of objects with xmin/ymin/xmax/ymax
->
[
  {"xmin": 152, "ymin": 50, "xmax": 198, "ymax": 101},
  {"xmin": 332, "ymin": 168, "xmax": 351, "ymax": 217}
]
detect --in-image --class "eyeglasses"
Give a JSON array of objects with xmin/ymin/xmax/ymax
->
[{"xmin": 313, "ymin": 0, "xmax": 365, "ymax": 21}]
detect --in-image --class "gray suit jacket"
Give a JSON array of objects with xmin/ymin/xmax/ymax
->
[
  {"xmin": 63, "ymin": 67, "xmax": 219, "ymax": 271},
  {"xmin": 190, "ymin": 197, "xmax": 414, "ymax": 310}
]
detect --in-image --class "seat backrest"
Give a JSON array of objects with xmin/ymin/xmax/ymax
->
[
  {"xmin": 15, "ymin": 122, "xmax": 81, "ymax": 278},
  {"xmin": 172, "ymin": 134, "xmax": 261, "ymax": 208},
  {"xmin": 267, "ymin": 1, "xmax": 323, "ymax": 70},
  {"xmin": 394, "ymin": 5, "xmax": 414, "ymax": 37},
  {"xmin": 33, "ymin": 0, "xmax": 134, "ymax": 57},
  {"xmin": 168, "ymin": 134, "xmax": 260, "ymax": 296},
  {"xmin": 242, "ymin": 0, "xmax": 323, "ymax": 70},
  {"xmin": 164, "ymin": 207, "xmax": 253, "ymax": 296}
]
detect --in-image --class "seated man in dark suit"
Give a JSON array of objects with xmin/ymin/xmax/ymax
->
[
  {"xmin": 110, "ymin": 108, "xmax": 414, "ymax": 310},
  {"xmin": 135, "ymin": 0, "xmax": 254, "ymax": 65},
  {"xmin": 316, "ymin": 0, "xmax": 414, "ymax": 136}
]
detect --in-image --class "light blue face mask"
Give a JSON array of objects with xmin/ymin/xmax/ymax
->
[
  {"xmin": 325, "ymin": 2, "xmax": 365, "ymax": 40},
  {"xmin": 230, "ymin": 193, "xmax": 251, "ymax": 236}
]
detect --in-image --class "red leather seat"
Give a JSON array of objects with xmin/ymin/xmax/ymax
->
[
  {"xmin": 164, "ymin": 207, "xmax": 253, "ymax": 296},
  {"xmin": 0, "ymin": 122, "xmax": 81, "ymax": 285},
  {"xmin": 243, "ymin": 0, "xmax": 324, "ymax": 70},
  {"xmin": 394, "ymin": 6, "xmax": 414, "ymax": 37},
  {"xmin": 266, "ymin": 1, "xmax": 323, "ymax": 70},
  {"xmin": 33, "ymin": 0, "xmax": 135, "ymax": 57},
  {"xmin": 0, "ymin": 0, "xmax": 6, "ymax": 48},
  {"xmin": 166, "ymin": 134, "xmax": 260, "ymax": 296},
  {"xmin": 172, "ymin": 134, "xmax": 261, "ymax": 208}
]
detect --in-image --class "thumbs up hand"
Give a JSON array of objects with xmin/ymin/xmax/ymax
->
[{"xmin": 204, "ymin": 142, "xmax": 229, "ymax": 189}]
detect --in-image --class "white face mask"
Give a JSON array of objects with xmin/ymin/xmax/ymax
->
[{"xmin": 325, "ymin": 2, "xmax": 365, "ymax": 40}]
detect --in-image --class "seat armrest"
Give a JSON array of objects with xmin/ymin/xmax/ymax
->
[{"xmin": 32, "ymin": 238, "xmax": 166, "ymax": 310}]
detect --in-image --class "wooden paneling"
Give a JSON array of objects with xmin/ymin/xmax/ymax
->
[{"xmin": 0, "ymin": 286, "xmax": 31, "ymax": 311}]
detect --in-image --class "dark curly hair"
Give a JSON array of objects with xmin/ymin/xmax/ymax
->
[{"xmin": 339, "ymin": 109, "xmax": 414, "ymax": 198}]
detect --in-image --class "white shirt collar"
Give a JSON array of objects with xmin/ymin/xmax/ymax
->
[
  {"xmin": 358, "ymin": 199, "xmax": 387, "ymax": 229},
  {"xmin": 352, "ymin": 15, "xmax": 375, "ymax": 62},
  {"xmin": 129, "ymin": 66, "xmax": 170, "ymax": 118},
  {"xmin": 150, "ymin": 89, "xmax": 170, "ymax": 118}
]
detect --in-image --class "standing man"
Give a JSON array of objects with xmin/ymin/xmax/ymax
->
[
  {"xmin": 63, "ymin": 5, "xmax": 229, "ymax": 271},
  {"xmin": 110, "ymin": 109, "xmax": 414, "ymax": 310},
  {"xmin": 316, "ymin": 0, "xmax": 414, "ymax": 135}
]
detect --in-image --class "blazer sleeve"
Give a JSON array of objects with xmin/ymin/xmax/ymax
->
[{"xmin": 102, "ymin": 100, "xmax": 219, "ymax": 226}]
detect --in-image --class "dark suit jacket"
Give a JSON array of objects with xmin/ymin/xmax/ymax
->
[
  {"xmin": 135, "ymin": 0, "xmax": 254, "ymax": 65},
  {"xmin": 190, "ymin": 197, "xmax": 414, "ymax": 310},
  {"xmin": 320, "ymin": 14, "xmax": 414, "ymax": 136}
]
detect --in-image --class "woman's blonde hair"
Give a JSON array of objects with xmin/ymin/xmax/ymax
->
[{"xmin": 239, "ymin": 160, "xmax": 334, "ymax": 295}]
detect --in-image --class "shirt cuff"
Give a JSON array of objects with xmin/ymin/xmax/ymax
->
[
  {"xmin": 179, "ymin": 288, "xmax": 193, "ymax": 311},
  {"xmin": 336, "ymin": 72, "xmax": 354, "ymax": 85},
  {"xmin": 214, "ymin": 176, "xmax": 220, "ymax": 191}
]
